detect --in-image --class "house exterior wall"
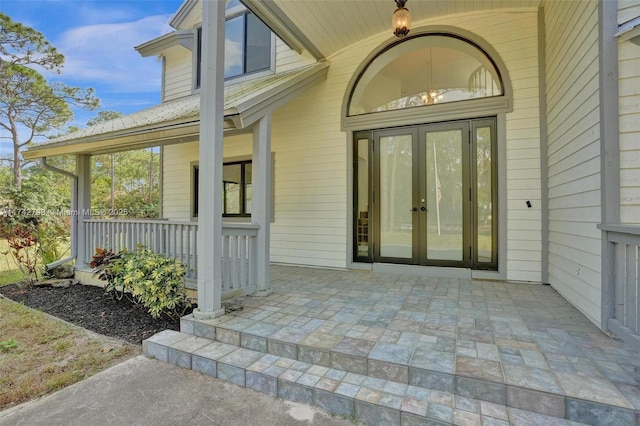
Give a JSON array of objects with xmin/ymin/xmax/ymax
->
[
  {"xmin": 162, "ymin": 135, "xmax": 253, "ymax": 221},
  {"xmin": 160, "ymin": 0, "xmax": 316, "ymax": 102},
  {"xmin": 543, "ymin": 0, "xmax": 602, "ymax": 325},
  {"xmin": 163, "ymin": 46, "xmax": 193, "ymax": 102},
  {"xmin": 269, "ymin": 10, "xmax": 544, "ymax": 276},
  {"xmin": 618, "ymin": 2, "xmax": 640, "ymax": 225},
  {"xmin": 160, "ymin": 9, "xmax": 545, "ymax": 278}
]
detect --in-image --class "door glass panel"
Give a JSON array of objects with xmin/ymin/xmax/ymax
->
[
  {"xmin": 425, "ymin": 130, "xmax": 463, "ymax": 261},
  {"xmin": 379, "ymin": 134, "xmax": 413, "ymax": 259},
  {"xmin": 356, "ymin": 138, "xmax": 370, "ymax": 258},
  {"xmin": 476, "ymin": 126, "xmax": 492, "ymax": 263}
]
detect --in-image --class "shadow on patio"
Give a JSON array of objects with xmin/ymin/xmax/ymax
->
[{"xmin": 149, "ymin": 265, "xmax": 640, "ymax": 425}]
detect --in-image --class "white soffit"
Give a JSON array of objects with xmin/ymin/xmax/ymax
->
[{"xmin": 264, "ymin": 0, "xmax": 541, "ymax": 59}]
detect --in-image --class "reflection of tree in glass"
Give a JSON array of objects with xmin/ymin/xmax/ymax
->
[
  {"xmin": 428, "ymin": 131, "xmax": 462, "ymax": 232},
  {"xmin": 380, "ymin": 136, "xmax": 412, "ymax": 237}
]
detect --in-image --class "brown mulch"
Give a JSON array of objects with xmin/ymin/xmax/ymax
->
[{"xmin": 0, "ymin": 282, "xmax": 192, "ymax": 345}]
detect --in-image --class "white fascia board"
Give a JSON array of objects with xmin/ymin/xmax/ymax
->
[
  {"xmin": 22, "ymin": 116, "xmax": 239, "ymax": 160},
  {"xmin": 615, "ymin": 16, "xmax": 640, "ymax": 44},
  {"xmin": 135, "ymin": 30, "xmax": 194, "ymax": 57},
  {"xmin": 169, "ymin": 0, "xmax": 198, "ymax": 29},
  {"xmin": 241, "ymin": 0, "xmax": 324, "ymax": 60}
]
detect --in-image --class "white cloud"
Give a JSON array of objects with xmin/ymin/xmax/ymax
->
[
  {"xmin": 225, "ymin": 38, "xmax": 242, "ymax": 74},
  {"xmin": 52, "ymin": 15, "xmax": 174, "ymax": 93}
]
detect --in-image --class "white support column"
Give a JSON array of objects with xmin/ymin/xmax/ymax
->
[
  {"xmin": 75, "ymin": 154, "xmax": 91, "ymax": 269},
  {"xmin": 252, "ymin": 113, "xmax": 272, "ymax": 296},
  {"xmin": 195, "ymin": 0, "xmax": 226, "ymax": 319}
]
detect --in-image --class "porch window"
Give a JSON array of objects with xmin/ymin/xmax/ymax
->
[
  {"xmin": 348, "ymin": 35, "xmax": 503, "ymax": 115},
  {"xmin": 195, "ymin": 4, "xmax": 272, "ymax": 88},
  {"xmin": 192, "ymin": 160, "xmax": 252, "ymax": 218}
]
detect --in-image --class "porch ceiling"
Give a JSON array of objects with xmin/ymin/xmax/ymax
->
[
  {"xmin": 244, "ymin": 0, "xmax": 542, "ymax": 60},
  {"xmin": 23, "ymin": 62, "xmax": 328, "ymax": 160}
]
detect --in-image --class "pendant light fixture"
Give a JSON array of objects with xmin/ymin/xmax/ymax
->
[{"xmin": 392, "ymin": 0, "xmax": 411, "ymax": 39}]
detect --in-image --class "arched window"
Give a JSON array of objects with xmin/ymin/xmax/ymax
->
[{"xmin": 348, "ymin": 35, "xmax": 503, "ymax": 116}]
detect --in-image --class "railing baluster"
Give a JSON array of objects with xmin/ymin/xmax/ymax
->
[
  {"xmin": 192, "ymin": 224, "xmax": 197, "ymax": 279},
  {"xmin": 636, "ymin": 246, "xmax": 640, "ymax": 334},
  {"xmin": 626, "ymin": 244, "xmax": 637, "ymax": 331},
  {"xmin": 599, "ymin": 224, "xmax": 640, "ymax": 351},
  {"xmin": 231, "ymin": 236, "xmax": 239, "ymax": 288},
  {"xmin": 222, "ymin": 235, "xmax": 230, "ymax": 292},
  {"xmin": 239, "ymin": 236, "xmax": 247, "ymax": 287},
  {"xmin": 616, "ymin": 243, "xmax": 626, "ymax": 323},
  {"xmin": 83, "ymin": 219, "xmax": 259, "ymax": 296}
]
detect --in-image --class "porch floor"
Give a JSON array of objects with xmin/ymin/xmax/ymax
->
[{"xmin": 161, "ymin": 265, "xmax": 639, "ymax": 424}]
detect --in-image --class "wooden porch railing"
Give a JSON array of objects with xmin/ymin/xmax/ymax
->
[
  {"xmin": 600, "ymin": 224, "xmax": 640, "ymax": 351},
  {"xmin": 83, "ymin": 219, "xmax": 259, "ymax": 295}
]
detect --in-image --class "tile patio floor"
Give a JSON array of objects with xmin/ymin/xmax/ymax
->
[{"xmin": 149, "ymin": 265, "xmax": 640, "ymax": 425}]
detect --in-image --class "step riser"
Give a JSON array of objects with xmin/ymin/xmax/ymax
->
[
  {"xmin": 177, "ymin": 318, "xmax": 639, "ymax": 425},
  {"xmin": 182, "ymin": 318, "xmax": 464, "ymax": 395},
  {"xmin": 143, "ymin": 332, "xmax": 443, "ymax": 426}
]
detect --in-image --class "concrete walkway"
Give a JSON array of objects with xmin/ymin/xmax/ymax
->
[{"xmin": 0, "ymin": 356, "xmax": 352, "ymax": 426}]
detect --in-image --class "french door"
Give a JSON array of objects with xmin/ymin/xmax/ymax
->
[{"xmin": 354, "ymin": 118, "xmax": 497, "ymax": 270}]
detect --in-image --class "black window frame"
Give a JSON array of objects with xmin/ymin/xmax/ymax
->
[
  {"xmin": 195, "ymin": 10, "xmax": 272, "ymax": 89},
  {"xmin": 192, "ymin": 160, "xmax": 252, "ymax": 218}
]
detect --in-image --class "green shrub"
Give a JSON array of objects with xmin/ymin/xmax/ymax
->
[{"xmin": 91, "ymin": 245, "xmax": 190, "ymax": 319}]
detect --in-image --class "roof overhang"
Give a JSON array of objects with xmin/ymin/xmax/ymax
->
[
  {"xmin": 241, "ymin": 0, "xmax": 324, "ymax": 60},
  {"xmin": 135, "ymin": 30, "xmax": 194, "ymax": 57},
  {"xmin": 24, "ymin": 62, "xmax": 328, "ymax": 160},
  {"xmin": 615, "ymin": 16, "xmax": 640, "ymax": 45}
]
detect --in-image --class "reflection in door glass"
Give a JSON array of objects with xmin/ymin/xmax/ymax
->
[
  {"xmin": 476, "ymin": 126, "xmax": 493, "ymax": 263},
  {"xmin": 356, "ymin": 139, "xmax": 370, "ymax": 258},
  {"xmin": 380, "ymin": 135, "xmax": 413, "ymax": 258},
  {"xmin": 426, "ymin": 130, "xmax": 463, "ymax": 261}
]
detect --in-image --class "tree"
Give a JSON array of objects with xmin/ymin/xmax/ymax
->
[
  {"xmin": 87, "ymin": 111, "xmax": 124, "ymax": 209},
  {"xmin": 0, "ymin": 12, "xmax": 99, "ymax": 189},
  {"xmin": 85, "ymin": 111, "xmax": 160, "ymax": 218}
]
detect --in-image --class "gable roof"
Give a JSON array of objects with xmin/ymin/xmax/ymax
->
[{"xmin": 23, "ymin": 62, "xmax": 328, "ymax": 159}]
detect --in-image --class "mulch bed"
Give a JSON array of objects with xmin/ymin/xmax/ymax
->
[{"xmin": 0, "ymin": 282, "xmax": 192, "ymax": 345}]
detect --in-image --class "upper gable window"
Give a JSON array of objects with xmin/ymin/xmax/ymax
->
[
  {"xmin": 348, "ymin": 35, "xmax": 503, "ymax": 116},
  {"xmin": 195, "ymin": 4, "xmax": 272, "ymax": 88}
]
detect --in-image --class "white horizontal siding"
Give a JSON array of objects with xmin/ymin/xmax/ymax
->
[
  {"xmin": 162, "ymin": 142, "xmax": 198, "ymax": 220},
  {"xmin": 544, "ymin": 0, "xmax": 601, "ymax": 326},
  {"xmin": 163, "ymin": 47, "xmax": 193, "ymax": 102},
  {"xmin": 274, "ymin": 39, "xmax": 316, "ymax": 73},
  {"xmin": 270, "ymin": 74, "xmax": 349, "ymax": 268},
  {"xmin": 468, "ymin": 12, "xmax": 542, "ymax": 283},
  {"xmin": 618, "ymin": 10, "xmax": 640, "ymax": 224},
  {"xmin": 161, "ymin": 134, "xmax": 253, "ymax": 221},
  {"xmin": 618, "ymin": 0, "xmax": 640, "ymax": 24}
]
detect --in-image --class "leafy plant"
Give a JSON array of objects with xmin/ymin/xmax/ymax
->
[
  {"xmin": 90, "ymin": 247, "xmax": 124, "ymax": 297},
  {"xmin": 91, "ymin": 245, "xmax": 190, "ymax": 319},
  {"xmin": 3, "ymin": 225, "xmax": 40, "ymax": 284},
  {"xmin": 0, "ymin": 338, "xmax": 19, "ymax": 352}
]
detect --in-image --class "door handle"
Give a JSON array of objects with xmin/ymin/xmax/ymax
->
[
  {"xmin": 421, "ymin": 206, "xmax": 427, "ymax": 212},
  {"xmin": 411, "ymin": 207, "xmax": 418, "ymax": 212}
]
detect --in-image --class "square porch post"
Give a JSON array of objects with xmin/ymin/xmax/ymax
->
[
  {"xmin": 195, "ymin": 0, "xmax": 225, "ymax": 319},
  {"xmin": 252, "ymin": 113, "xmax": 272, "ymax": 295},
  {"xmin": 75, "ymin": 154, "xmax": 91, "ymax": 269}
]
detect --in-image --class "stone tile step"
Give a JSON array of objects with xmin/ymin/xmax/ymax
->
[
  {"xmin": 143, "ymin": 330, "xmax": 638, "ymax": 426},
  {"xmin": 179, "ymin": 314, "xmax": 640, "ymax": 425}
]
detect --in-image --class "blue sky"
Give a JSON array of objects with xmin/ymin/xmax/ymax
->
[{"xmin": 0, "ymin": 0, "xmax": 184, "ymax": 156}]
